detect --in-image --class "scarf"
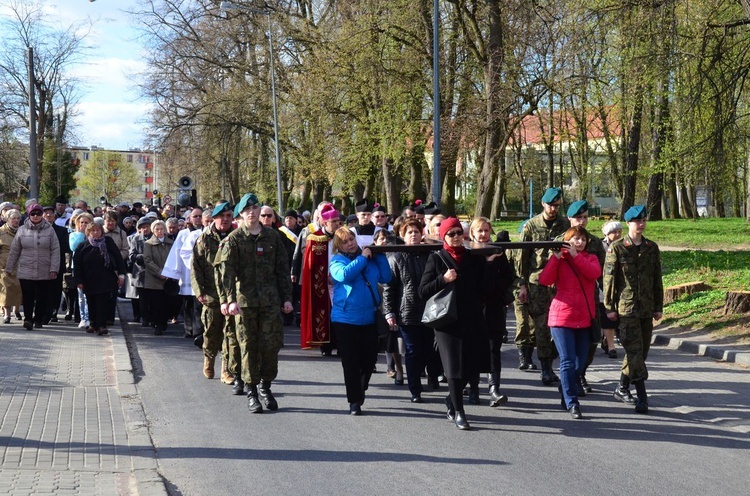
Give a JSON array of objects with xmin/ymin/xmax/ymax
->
[
  {"xmin": 88, "ymin": 236, "xmax": 111, "ymax": 269},
  {"xmin": 340, "ymin": 247, "xmax": 362, "ymax": 262},
  {"xmin": 443, "ymin": 242, "xmax": 465, "ymax": 265}
]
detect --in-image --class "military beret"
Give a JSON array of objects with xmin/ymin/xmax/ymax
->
[
  {"xmin": 423, "ymin": 202, "xmax": 441, "ymax": 215},
  {"xmin": 233, "ymin": 193, "xmax": 259, "ymax": 218},
  {"xmin": 541, "ymin": 187, "xmax": 562, "ymax": 203},
  {"xmin": 624, "ymin": 205, "xmax": 647, "ymax": 222},
  {"xmin": 212, "ymin": 202, "xmax": 232, "ymax": 217},
  {"xmin": 566, "ymin": 200, "xmax": 588, "ymax": 217},
  {"xmin": 354, "ymin": 199, "xmax": 372, "ymax": 213}
]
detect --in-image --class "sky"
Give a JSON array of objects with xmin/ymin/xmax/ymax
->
[{"xmin": 3, "ymin": 0, "xmax": 151, "ymax": 151}]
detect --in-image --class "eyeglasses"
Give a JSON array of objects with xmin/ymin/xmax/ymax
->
[
  {"xmin": 260, "ymin": 214, "xmax": 274, "ymax": 218},
  {"xmin": 29, "ymin": 211, "xmax": 42, "ymax": 217},
  {"xmin": 445, "ymin": 230, "xmax": 463, "ymax": 238}
]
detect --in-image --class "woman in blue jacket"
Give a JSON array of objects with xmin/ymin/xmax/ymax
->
[{"xmin": 329, "ymin": 226, "xmax": 391, "ymax": 415}]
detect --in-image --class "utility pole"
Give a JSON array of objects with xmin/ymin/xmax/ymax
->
[{"xmin": 28, "ymin": 47, "xmax": 39, "ymax": 200}]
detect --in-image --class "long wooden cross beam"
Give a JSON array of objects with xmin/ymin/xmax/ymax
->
[{"xmin": 368, "ymin": 240, "xmax": 565, "ymax": 255}]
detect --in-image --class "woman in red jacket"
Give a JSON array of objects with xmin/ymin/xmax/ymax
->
[{"xmin": 539, "ymin": 226, "xmax": 601, "ymax": 419}]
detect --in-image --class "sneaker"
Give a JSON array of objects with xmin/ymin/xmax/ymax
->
[{"xmin": 78, "ymin": 320, "xmax": 88, "ymax": 329}]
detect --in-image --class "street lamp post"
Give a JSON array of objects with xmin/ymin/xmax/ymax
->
[{"xmin": 220, "ymin": 1, "xmax": 284, "ymax": 213}]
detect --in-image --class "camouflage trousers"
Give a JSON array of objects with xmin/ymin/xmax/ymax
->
[
  {"xmin": 201, "ymin": 305, "xmax": 241, "ymax": 377},
  {"xmin": 513, "ymin": 296, "xmax": 536, "ymax": 348},
  {"xmin": 619, "ymin": 316, "xmax": 653, "ymax": 382},
  {"xmin": 526, "ymin": 284, "xmax": 554, "ymax": 359},
  {"xmin": 237, "ymin": 306, "xmax": 284, "ymax": 386}
]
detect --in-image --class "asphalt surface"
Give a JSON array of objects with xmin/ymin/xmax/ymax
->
[{"xmin": 123, "ymin": 313, "xmax": 750, "ymax": 496}]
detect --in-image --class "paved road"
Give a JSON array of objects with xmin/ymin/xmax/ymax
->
[{"xmin": 125, "ymin": 315, "xmax": 750, "ymax": 496}]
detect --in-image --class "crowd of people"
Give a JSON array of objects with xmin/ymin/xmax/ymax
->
[{"xmin": 0, "ymin": 189, "xmax": 663, "ymax": 429}]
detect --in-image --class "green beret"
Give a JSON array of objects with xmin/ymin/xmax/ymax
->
[
  {"xmin": 566, "ymin": 200, "xmax": 588, "ymax": 217},
  {"xmin": 624, "ymin": 205, "xmax": 647, "ymax": 222},
  {"xmin": 233, "ymin": 193, "xmax": 259, "ymax": 218},
  {"xmin": 541, "ymin": 187, "xmax": 562, "ymax": 203},
  {"xmin": 212, "ymin": 202, "xmax": 232, "ymax": 217}
]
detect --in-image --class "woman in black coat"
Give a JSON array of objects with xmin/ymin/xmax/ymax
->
[
  {"xmin": 418, "ymin": 217, "xmax": 493, "ymax": 430},
  {"xmin": 73, "ymin": 222, "xmax": 126, "ymax": 335},
  {"xmin": 382, "ymin": 218, "xmax": 432, "ymax": 402}
]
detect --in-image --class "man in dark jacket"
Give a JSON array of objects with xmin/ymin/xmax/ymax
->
[{"xmin": 42, "ymin": 206, "xmax": 71, "ymax": 323}]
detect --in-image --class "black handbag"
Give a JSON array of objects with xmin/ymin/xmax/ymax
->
[
  {"xmin": 421, "ymin": 252, "xmax": 458, "ymax": 330},
  {"xmin": 361, "ymin": 272, "xmax": 390, "ymax": 337},
  {"xmin": 564, "ymin": 257, "xmax": 599, "ymax": 340}
]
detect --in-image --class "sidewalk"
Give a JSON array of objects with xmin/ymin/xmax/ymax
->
[
  {"xmin": 0, "ymin": 312, "xmax": 166, "ymax": 496},
  {"xmin": 653, "ymin": 324, "xmax": 750, "ymax": 366}
]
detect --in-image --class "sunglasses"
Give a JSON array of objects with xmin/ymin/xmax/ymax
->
[
  {"xmin": 29, "ymin": 211, "xmax": 43, "ymax": 217},
  {"xmin": 445, "ymin": 230, "xmax": 463, "ymax": 238},
  {"xmin": 260, "ymin": 214, "xmax": 274, "ymax": 218}
]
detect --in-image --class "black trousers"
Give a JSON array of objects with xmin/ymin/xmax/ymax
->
[
  {"xmin": 182, "ymin": 295, "xmax": 203, "ymax": 337},
  {"xmin": 20, "ymin": 279, "xmax": 52, "ymax": 324},
  {"xmin": 141, "ymin": 288, "xmax": 167, "ymax": 331},
  {"xmin": 46, "ymin": 272, "xmax": 64, "ymax": 322},
  {"xmin": 333, "ymin": 322, "xmax": 378, "ymax": 404},
  {"xmin": 87, "ymin": 292, "xmax": 111, "ymax": 329}
]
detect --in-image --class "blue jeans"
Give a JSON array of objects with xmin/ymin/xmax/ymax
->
[
  {"xmin": 551, "ymin": 327, "xmax": 590, "ymax": 409},
  {"xmin": 77, "ymin": 287, "xmax": 89, "ymax": 323}
]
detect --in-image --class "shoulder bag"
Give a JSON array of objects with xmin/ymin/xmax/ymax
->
[
  {"xmin": 564, "ymin": 257, "xmax": 599, "ymax": 341},
  {"xmin": 421, "ymin": 252, "xmax": 458, "ymax": 330},
  {"xmin": 361, "ymin": 269, "xmax": 391, "ymax": 337}
]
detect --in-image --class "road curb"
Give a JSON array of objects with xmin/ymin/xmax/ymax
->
[
  {"xmin": 113, "ymin": 304, "xmax": 168, "ymax": 496},
  {"xmin": 652, "ymin": 333, "xmax": 750, "ymax": 365}
]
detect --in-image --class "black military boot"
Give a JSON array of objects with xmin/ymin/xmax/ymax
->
[
  {"xmin": 523, "ymin": 346, "xmax": 538, "ymax": 371},
  {"xmin": 258, "ymin": 380, "xmax": 278, "ymax": 411},
  {"xmin": 613, "ymin": 373, "xmax": 635, "ymax": 404},
  {"xmin": 540, "ymin": 359, "xmax": 559, "ymax": 385},
  {"xmin": 518, "ymin": 348, "xmax": 530, "ymax": 370},
  {"xmin": 488, "ymin": 372, "xmax": 508, "ymax": 407},
  {"xmin": 232, "ymin": 378, "xmax": 245, "ymax": 396},
  {"xmin": 247, "ymin": 384, "xmax": 264, "ymax": 413},
  {"xmin": 633, "ymin": 380, "xmax": 649, "ymax": 414}
]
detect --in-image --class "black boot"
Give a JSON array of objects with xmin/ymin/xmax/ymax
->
[
  {"xmin": 540, "ymin": 359, "xmax": 559, "ymax": 385},
  {"xmin": 519, "ymin": 346, "xmax": 537, "ymax": 371},
  {"xmin": 232, "ymin": 378, "xmax": 245, "ymax": 396},
  {"xmin": 613, "ymin": 373, "xmax": 635, "ymax": 404},
  {"xmin": 445, "ymin": 395, "xmax": 455, "ymax": 421},
  {"xmin": 580, "ymin": 374, "xmax": 592, "ymax": 393},
  {"xmin": 454, "ymin": 410, "xmax": 470, "ymax": 430},
  {"xmin": 488, "ymin": 372, "xmax": 508, "ymax": 407},
  {"xmin": 557, "ymin": 384, "xmax": 567, "ymax": 410},
  {"xmin": 258, "ymin": 380, "xmax": 278, "ymax": 411},
  {"xmin": 247, "ymin": 384, "xmax": 263, "ymax": 413},
  {"xmin": 518, "ymin": 348, "xmax": 530, "ymax": 370},
  {"xmin": 633, "ymin": 380, "xmax": 648, "ymax": 414}
]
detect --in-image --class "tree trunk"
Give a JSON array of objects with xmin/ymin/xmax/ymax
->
[
  {"xmin": 723, "ymin": 291, "xmax": 750, "ymax": 315},
  {"xmin": 665, "ymin": 169, "xmax": 680, "ymax": 218},
  {"xmin": 663, "ymin": 282, "xmax": 709, "ymax": 304},
  {"xmin": 473, "ymin": 0, "xmax": 503, "ymax": 218},
  {"xmin": 621, "ymin": 86, "xmax": 644, "ymax": 217},
  {"xmin": 381, "ymin": 156, "xmax": 400, "ymax": 214},
  {"xmin": 746, "ymin": 144, "xmax": 750, "ymax": 221},
  {"xmin": 647, "ymin": 87, "xmax": 670, "ymax": 220},
  {"xmin": 490, "ymin": 152, "xmax": 508, "ymax": 221}
]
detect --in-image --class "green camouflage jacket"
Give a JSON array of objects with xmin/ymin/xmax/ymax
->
[
  {"xmin": 519, "ymin": 213, "xmax": 570, "ymax": 285},
  {"xmin": 603, "ymin": 235, "xmax": 663, "ymax": 318}
]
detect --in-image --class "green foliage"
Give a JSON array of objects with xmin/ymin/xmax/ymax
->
[
  {"xmin": 661, "ymin": 251, "xmax": 750, "ymax": 290},
  {"xmin": 39, "ymin": 140, "xmax": 78, "ymax": 205},
  {"xmin": 75, "ymin": 151, "xmax": 141, "ymax": 204}
]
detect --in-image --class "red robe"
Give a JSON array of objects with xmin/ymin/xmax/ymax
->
[{"xmin": 299, "ymin": 229, "xmax": 332, "ymax": 348}]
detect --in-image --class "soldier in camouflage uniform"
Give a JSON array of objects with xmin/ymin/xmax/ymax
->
[
  {"xmin": 518, "ymin": 187, "xmax": 570, "ymax": 385},
  {"xmin": 557, "ymin": 200, "xmax": 605, "ymax": 393},
  {"xmin": 191, "ymin": 202, "xmax": 240, "ymax": 388},
  {"xmin": 509, "ymin": 247, "xmax": 537, "ymax": 371},
  {"xmin": 603, "ymin": 205, "xmax": 663, "ymax": 414},
  {"xmin": 216, "ymin": 193, "xmax": 294, "ymax": 413}
]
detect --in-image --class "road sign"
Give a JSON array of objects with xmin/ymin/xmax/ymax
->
[{"xmin": 163, "ymin": 194, "xmax": 172, "ymax": 205}]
